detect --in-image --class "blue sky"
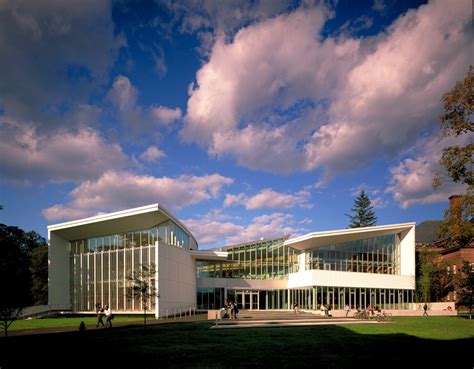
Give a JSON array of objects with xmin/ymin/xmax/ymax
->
[{"xmin": 0, "ymin": 0, "xmax": 470, "ymax": 248}]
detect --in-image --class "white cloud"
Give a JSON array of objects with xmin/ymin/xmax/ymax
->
[
  {"xmin": 386, "ymin": 135, "xmax": 469, "ymax": 208},
  {"xmin": 140, "ymin": 146, "xmax": 166, "ymax": 162},
  {"xmin": 350, "ymin": 184, "xmax": 388, "ymax": 209},
  {"xmin": 183, "ymin": 210, "xmax": 307, "ymax": 247},
  {"xmin": 43, "ymin": 171, "xmax": 233, "ymax": 221},
  {"xmin": 150, "ymin": 106, "xmax": 182, "ymax": 125},
  {"xmin": 224, "ymin": 188, "xmax": 312, "ymax": 210},
  {"xmin": 181, "ymin": 1, "xmax": 471, "ymax": 181},
  {"xmin": 0, "ymin": 117, "xmax": 130, "ymax": 184},
  {"xmin": 0, "ymin": 0, "xmax": 123, "ymax": 127},
  {"xmin": 107, "ymin": 75, "xmax": 182, "ymax": 131},
  {"xmin": 305, "ymin": 0, "xmax": 471, "ymax": 178},
  {"xmin": 223, "ymin": 193, "xmax": 246, "ymax": 207}
]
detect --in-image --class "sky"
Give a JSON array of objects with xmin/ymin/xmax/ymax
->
[{"xmin": 0, "ymin": 0, "xmax": 471, "ymax": 249}]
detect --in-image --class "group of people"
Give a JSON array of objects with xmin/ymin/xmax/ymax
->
[
  {"xmin": 221, "ymin": 300, "xmax": 239, "ymax": 319},
  {"xmin": 320, "ymin": 304, "xmax": 333, "ymax": 317},
  {"xmin": 95, "ymin": 303, "xmax": 114, "ymax": 328}
]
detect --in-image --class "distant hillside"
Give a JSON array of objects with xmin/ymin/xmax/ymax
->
[{"xmin": 415, "ymin": 221, "xmax": 442, "ymax": 244}]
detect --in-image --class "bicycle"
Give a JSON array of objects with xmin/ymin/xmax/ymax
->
[
  {"xmin": 353, "ymin": 309, "xmax": 370, "ymax": 319},
  {"xmin": 376, "ymin": 311, "xmax": 392, "ymax": 322}
]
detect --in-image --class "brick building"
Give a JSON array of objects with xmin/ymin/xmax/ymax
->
[{"xmin": 415, "ymin": 195, "xmax": 474, "ymax": 303}]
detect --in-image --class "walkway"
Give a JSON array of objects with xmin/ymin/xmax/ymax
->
[{"xmin": 211, "ymin": 310, "xmax": 382, "ymax": 329}]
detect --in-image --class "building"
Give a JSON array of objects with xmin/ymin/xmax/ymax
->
[
  {"xmin": 48, "ymin": 204, "xmax": 416, "ymax": 316},
  {"xmin": 415, "ymin": 195, "xmax": 474, "ymax": 303}
]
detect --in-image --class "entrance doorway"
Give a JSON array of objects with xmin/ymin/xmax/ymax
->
[{"xmin": 235, "ymin": 290, "xmax": 259, "ymax": 310}]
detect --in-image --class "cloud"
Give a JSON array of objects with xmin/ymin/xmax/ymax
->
[
  {"xmin": 350, "ymin": 184, "xmax": 388, "ymax": 209},
  {"xmin": 224, "ymin": 188, "xmax": 312, "ymax": 210},
  {"xmin": 0, "ymin": 0, "xmax": 123, "ymax": 128},
  {"xmin": 43, "ymin": 171, "xmax": 233, "ymax": 221},
  {"xmin": 140, "ymin": 146, "xmax": 166, "ymax": 162},
  {"xmin": 150, "ymin": 106, "xmax": 182, "ymax": 125},
  {"xmin": 306, "ymin": 1, "xmax": 471, "ymax": 176},
  {"xmin": 107, "ymin": 75, "xmax": 182, "ymax": 131},
  {"xmin": 386, "ymin": 135, "xmax": 469, "ymax": 208},
  {"xmin": 165, "ymin": 0, "xmax": 292, "ymax": 55},
  {"xmin": 0, "ymin": 117, "xmax": 131, "ymax": 184},
  {"xmin": 183, "ymin": 210, "xmax": 307, "ymax": 247},
  {"xmin": 181, "ymin": 1, "xmax": 471, "ymax": 181}
]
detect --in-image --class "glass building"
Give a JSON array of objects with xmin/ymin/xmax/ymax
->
[{"xmin": 48, "ymin": 204, "xmax": 416, "ymax": 316}]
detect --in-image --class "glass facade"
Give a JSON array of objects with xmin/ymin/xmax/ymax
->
[
  {"xmin": 197, "ymin": 237, "xmax": 299, "ymax": 280},
  {"xmin": 196, "ymin": 234, "xmax": 413, "ymax": 311},
  {"xmin": 70, "ymin": 220, "xmax": 190, "ymax": 255},
  {"xmin": 197, "ymin": 287, "xmax": 414, "ymax": 311},
  {"xmin": 70, "ymin": 245, "xmax": 156, "ymax": 311},
  {"xmin": 69, "ymin": 220, "xmax": 190, "ymax": 311},
  {"xmin": 305, "ymin": 235, "xmax": 400, "ymax": 274}
]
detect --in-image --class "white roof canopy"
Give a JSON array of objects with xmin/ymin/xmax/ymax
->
[{"xmin": 284, "ymin": 223, "xmax": 415, "ymax": 251}]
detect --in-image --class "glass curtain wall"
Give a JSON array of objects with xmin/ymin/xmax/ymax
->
[
  {"xmin": 305, "ymin": 235, "xmax": 399, "ymax": 274},
  {"xmin": 196, "ymin": 287, "xmax": 413, "ymax": 310},
  {"xmin": 70, "ymin": 220, "xmax": 190, "ymax": 311},
  {"xmin": 70, "ymin": 245, "xmax": 155, "ymax": 311},
  {"xmin": 197, "ymin": 237, "xmax": 298, "ymax": 280},
  {"xmin": 289, "ymin": 286, "xmax": 413, "ymax": 311}
]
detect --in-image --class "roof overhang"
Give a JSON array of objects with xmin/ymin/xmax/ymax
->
[
  {"xmin": 47, "ymin": 203, "xmax": 198, "ymax": 248},
  {"xmin": 285, "ymin": 223, "xmax": 415, "ymax": 251},
  {"xmin": 189, "ymin": 250, "xmax": 229, "ymax": 261}
]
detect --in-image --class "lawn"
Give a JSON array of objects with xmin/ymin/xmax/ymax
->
[
  {"xmin": 1, "ymin": 316, "xmax": 472, "ymax": 368},
  {"xmin": 7, "ymin": 315, "xmax": 147, "ymax": 331}
]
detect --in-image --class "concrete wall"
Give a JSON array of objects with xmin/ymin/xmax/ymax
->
[
  {"xmin": 400, "ymin": 226, "xmax": 416, "ymax": 277},
  {"xmin": 156, "ymin": 242, "xmax": 196, "ymax": 318},
  {"xmin": 288, "ymin": 269, "xmax": 415, "ymax": 290},
  {"xmin": 197, "ymin": 277, "xmax": 288, "ymax": 290},
  {"xmin": 48, "ymin": 232, "xmax": 71, "ymax": 309}
]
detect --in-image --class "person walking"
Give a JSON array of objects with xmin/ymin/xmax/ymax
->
[
  {"xmin": 105, "ymin": 305, "xmax": 113, "ymax": 328},
  {"xmin": 95, "ymin": 303, "xmax": 105, "ymax": 328},
  {"xmin": 423, "ymin": 303, "xmax": 429, "ymax": 317}
]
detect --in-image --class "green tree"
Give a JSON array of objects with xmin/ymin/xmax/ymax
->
[
  {"xmin": 416, "ymin": 253, "xmax": 435, "ymax": 303},
  {"xmin": 436, "ymin": 190, "xmax": 474, "ymax": 247},
  {"xmin": 430, "ymin": 261, "xmax": 455, "ymax": 302},
  {"xmin": 28, "ymin": 243, "xmax": 49, "ymax": 305},
  {"xmin": 345, "ymin": 190, "xmax": 377, "ymax": 228},
  {"xmin": 127, "ymin": 264, "xmax": 158, "ymax": 328},
  {"xmin": 456, "ymin": 261, "xmax": 474, "ymax": 314},
  {"xmin": 0, "ymin": 225, "xmax": 48, "ymax": 336},
  {"xmin": 433, "ymin": 66, "xmax": 473, "ymax": 188}
]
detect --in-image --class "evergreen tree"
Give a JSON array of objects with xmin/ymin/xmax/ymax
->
[{"xmin": 345, "ymin": 190, "xmax": 377, "ymax": 228}]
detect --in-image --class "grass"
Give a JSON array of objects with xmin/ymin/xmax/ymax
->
[
  {"xmin": 1, "ymin": 316, "xmax": 473, "ymax": 368},
  {"xmin": 8, "ymin": 315, "xmax": 146, "ymax": 331}
]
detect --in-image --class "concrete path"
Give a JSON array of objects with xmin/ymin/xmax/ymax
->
[{"xmin": 210, "ymin": 317, "xmax": 382, "ymax": 329}]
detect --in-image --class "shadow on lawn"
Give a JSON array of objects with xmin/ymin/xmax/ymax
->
[{"xmin": 0, "ymin": 322, "xmax": 473, "ymax": 368}]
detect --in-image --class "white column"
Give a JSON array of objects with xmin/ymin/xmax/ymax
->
[{"xmin": 155, "ymin": 241, "xmax": 160, "ymax": 318}]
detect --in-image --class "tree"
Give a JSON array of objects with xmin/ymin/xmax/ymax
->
[
  {"xmin": 433, "ymin": 65, "xmax": 473, "ymax": 188},
  {"xmin": 127, "ymin": 264, "xmax": 158, "ymax": 328},
  {"xmin": 430, "ymin": 261, "xmax": 455, "ymax": 302},
  {"xmin": 436, "ymin": 189, "xmax": 474, "ymax": 247},
  {"xmin": 456, "ymin": 261, "xmax": 474, "ymax": 315},
  {"xmin": 345, "ymin": 190, "xmax": 377, "ymax": 228},
  {"xmin": 28, "ymin": 243, "xmax": 49, "ymax": 305},
  {"xmin": 0, "ymin": 225, "xmax": 48, "ymax": 336},
  {"xmin": 416, "ymin": 253, "xmax": 435, "ymax": 303},
  {"xmin": 0, "ymin": 307, "xmax": 23, "ymax": 337}
]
